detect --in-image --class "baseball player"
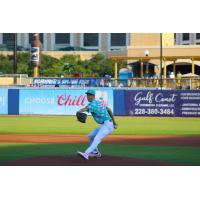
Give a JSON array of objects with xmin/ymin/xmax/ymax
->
[{"xmin": 77, "ymin": 89, "xmax": 117, "ymax": 160}]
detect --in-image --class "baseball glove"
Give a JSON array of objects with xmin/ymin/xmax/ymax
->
[{"xmin": 76, "ymin": 112, "xmax": 87, "ymax": 123}]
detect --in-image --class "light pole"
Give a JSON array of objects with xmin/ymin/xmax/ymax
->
[
  {"xmin": 160, "ymin": 33, "xmax": 163, "ymax": 89},
  {"xmin": 144, "ymin": 50, "xmax": 149, "ymax": 77},
  {"xmin": 13, "ymin": 33, "xmax": 17, "ymax": 74},
  {"xmin": 13, "ymin": 33, "xmax": 17, "ymax": 85}
]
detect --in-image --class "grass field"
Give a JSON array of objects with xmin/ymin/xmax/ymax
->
[
  {"xmin": 0, "ymin": 116, "xmax": 200, "ymax": 135},
  {"xmin": 0, "ymin": 116, "xmax": 200, "ymax": 165},
  {"xmin": 0, "ymin": 143, "xmax": 200, "ymax": 165}
]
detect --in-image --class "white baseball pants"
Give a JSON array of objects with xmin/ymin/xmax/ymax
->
[{"xmin": 85, "ymin": 120, "xmax": 114, "ymax": 155}]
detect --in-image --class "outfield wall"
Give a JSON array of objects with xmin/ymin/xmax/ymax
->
[
  {"xmin": 19, "ymin": 88, "xmax": 113, "ymax": 115},
  {"xmin": 0, "ymin": 89, "xmax": 8, "ymax": 114},
  {"xmin": 123, "ymin": 90, "xmax": 200, "ymax": 117},
  {"xmin": 0, "ymin": 88, "xmax": 200, "ymax": 117}
]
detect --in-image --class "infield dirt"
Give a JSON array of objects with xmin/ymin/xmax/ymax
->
[{"xmin": 0, "ymin": 134, "xmax": 200, "ymax": 146}]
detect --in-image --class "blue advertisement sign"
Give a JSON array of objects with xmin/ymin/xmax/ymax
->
[
  {"xmin": 125, "ymin": 90, "xmax": 200, "ymax": 117},
  {"xmin": 19, "ymin": 89, "xmax": 113, "ymax": 115},
  {"xmin": 0, "ymin": 89, "xmax": 8, "ymax": 114},
  {"xmin": 32, "ymin": 78, "xmax": 104, "ymax": 87},
  {"xmin": 178, "ymin": 91, "xmax": 200, "ymax": 117}
]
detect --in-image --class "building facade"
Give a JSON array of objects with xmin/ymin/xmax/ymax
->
[
  {"xmin": 1, "ymin": 33, "xmax": 200, "ymax": 51},
  {"xmin": 0, "ymin": 33, "xmax": 130, "ymax": 51},
  {"xmin": 1, "ymin": 33, "xmax": 200, "ymax": 78},
  {"xmin": 175, "ymin": 33, "xmax": 200, "ymax": 45},
  {"xmin": 0, "ymin": 33, "xmax": 177, "ymax": 51}
]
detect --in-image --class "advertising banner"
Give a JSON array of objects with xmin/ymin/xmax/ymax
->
[
  {"xmin": 0, "ymin": 89, "xmax": 8, "ymax": 114},
  {"xmin": 178, "ymin": 91, "xmax": 200, "ymax": 117},
  {"xmin": 32, "ymin": 78, "xmax": 104, "ymax": 87},
  {"xmin": 19, "ymin": 89, "xmax": 113, "ymax": 115},
  {"xmin": 31, "ymin": 47, "xmax": 40, "ymax": 62},
  {"xmin": 125, "ymin": 90, "xmax": 200, "ymax": 117}
]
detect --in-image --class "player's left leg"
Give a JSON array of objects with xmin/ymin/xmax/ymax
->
[
  {"xmin": 88, "ymin": 126, "xmax": 102, "ymax": 144},
  {"xmin": 85, "ymin": 120, "xmax": 114, "ymax": 156},
  {"xmin": 88, "ymin": 126, "xmax": 102, "ymax": 155},
  {"xmin": 77, "ymin": 125, "xmax": 102, "ymax": 159}
]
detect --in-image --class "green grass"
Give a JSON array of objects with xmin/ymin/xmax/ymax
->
[
  {"xmin": 0, "ymin": 116, "xmax": 200, "ymax": 135},
  {"xmin": 0, "ymin": 143, "xmax": 200, "ymax": 165},
  {"xmin": 0, "ymin": 143, "xmax": 84, "ymax": 164}
]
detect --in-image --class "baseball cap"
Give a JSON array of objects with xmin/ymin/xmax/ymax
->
[{"xmin": 85, "ymin": 89, "xmax": 96, "ymax": 96}]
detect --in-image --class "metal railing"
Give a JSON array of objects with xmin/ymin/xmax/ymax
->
[
  {"xmin": 111, "ymin": 78, "xmax": 200, "ymax": 90},
  {"xmin": 0, "ymin": 76, "xmax": 200, "ymax": 90}
]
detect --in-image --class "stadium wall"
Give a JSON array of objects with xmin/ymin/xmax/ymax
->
[
  {"xmin": 0, "ymin": 88, "xmax": 8, "ymax": 114},
  {"xmin": 0, "ymin": 88, "xmax": 200, "ymax": 117}
]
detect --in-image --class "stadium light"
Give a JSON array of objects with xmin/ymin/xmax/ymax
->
[
  {"xmin": 160, "ymin": 33, "xmax": 163, "ymax": 89},
  {"xmin": 144, "ymin": 50, "xmax": 149, "ymax": 57}
]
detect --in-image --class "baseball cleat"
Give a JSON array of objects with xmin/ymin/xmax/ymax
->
[
  {"xmin": 77, "ymin": 151, "xmax": 89, "ymax": 160},
  {"xmin": 89, "ymin": 151, "xmax": 102, "ymax": 158}
]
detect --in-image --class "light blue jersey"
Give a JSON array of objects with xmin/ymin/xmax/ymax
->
[{"xmin": 87, "ymin": 99, "xmax": 112, "ymax": 124}]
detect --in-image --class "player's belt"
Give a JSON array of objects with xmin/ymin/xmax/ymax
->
[{"xmin": 102, "ymin": 120, "xmax": 113, "ymax": 124}]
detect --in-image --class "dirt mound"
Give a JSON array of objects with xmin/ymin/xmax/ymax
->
[{"xmin": 1, "ymin": 155, "xmax": 178, "ymax": 166}]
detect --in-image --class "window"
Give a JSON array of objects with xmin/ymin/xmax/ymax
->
[
  {"xmin": 3, "ymin": 33, "xmax": 14, "ymax": 44},
  {"xmin": 110, "ymin": 33, "xmax": 126, "ymax": 46},
  {"xmin": 196, "ymin": 42, "xmax": 200, "ymax": 45},
  {"xmin": 55, "ymin": 33, "xmax": 70, "ymax": 44},
  {"xmin": 196, "ymin": 33, "xmax": 200, "ymax": 40},
  {"xmin": 182, "ymin": 33, "xmax": 190, "ymax": 41},
  {"xmin": 29, "ymin": 33, "xmax": 43, "ymax": 44},
  {"xmin": 83, "ymin": 33, "xmax": 99, "ymax": 47}
]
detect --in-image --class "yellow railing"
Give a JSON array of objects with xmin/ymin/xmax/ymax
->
[
  {"xmin": 113, "ymin": 78, "xmax": 200, "ymax": 90},
  {"xmin": 0, "ymin": 76, "xmax": 199, "ymax": 89}
]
